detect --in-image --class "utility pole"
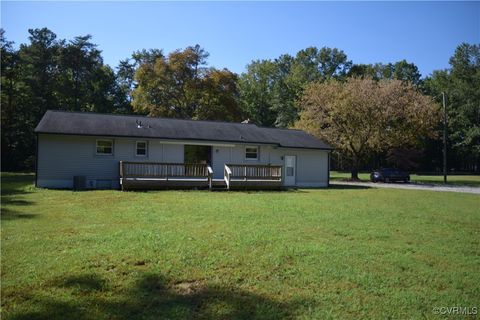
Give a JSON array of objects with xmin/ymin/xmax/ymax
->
[{"xmin": 442, "ymin": 92, "xmax": 447, "ymax": 184}]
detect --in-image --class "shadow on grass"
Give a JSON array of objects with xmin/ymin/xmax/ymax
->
[
  {"xmin": 327, "ymin": 184, "xmax": 371, "ymax": 190},
  {"xmin": 1, "ymin": 173, "xmax": 35, "ymax": 196},
  {"xmin": 8, "ymin": 272, "xmax": 304, "ymax": 320},
  {"xmin": 0, "ymin": 207, "xmax": 36, "ymax": 220},
  {"xmin": 1, "ymin": 173, "xmax": 36, "ymax": 220}
]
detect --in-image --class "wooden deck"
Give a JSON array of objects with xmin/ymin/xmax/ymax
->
[
  {"xmin": 119, "ymin": 161, "xmax": 283, "ymax": 191},
  {"xmin": 224, "ymin": 164, "xmax": 282, "ymax": 190},
  {"xmin": 120, "ymin": 162, "xmax": 212, "ymax": 190}
]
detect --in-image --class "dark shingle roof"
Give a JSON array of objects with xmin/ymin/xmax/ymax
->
[{"xmin": 35, "ymin": 110, "xmax": 332, "ymax": 150}]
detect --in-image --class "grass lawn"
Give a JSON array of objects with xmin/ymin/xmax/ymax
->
[
  {"xmin": 1, "ymin": 173, "xmax": 479, "ymax": 319},
  {"xmin": 331, "ymin": 171, "xmax": 480, "ymax": 187}
]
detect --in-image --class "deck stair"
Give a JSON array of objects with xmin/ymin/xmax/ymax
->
[{"xmin": 211, "ymin": 179, "xmax": 228, "ymax": 191}]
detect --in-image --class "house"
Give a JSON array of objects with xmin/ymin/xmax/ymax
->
[{"xmin": 34, "ymin": 110, "xmax": 332, "ymax": 190}]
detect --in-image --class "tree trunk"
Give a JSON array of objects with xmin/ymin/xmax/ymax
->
[
  {"xmin": 351, "ymin": 168, "xmax": 359, "ymax": 181},
  {"xmin": 351, "ymin": 155, "xmax": 360, "ymax": 180}
]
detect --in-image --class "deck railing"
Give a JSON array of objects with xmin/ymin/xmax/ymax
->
[
  {"xmin": 120, "ymin": 161, "xmax": 213, "ymax": 190},
  {"xmin": 224, "ymin": 164, "xmax": 282, "ymax": 190},
  {"xmin": 224, "ymin": 165, "xmax": 232, "ymax": 190}
]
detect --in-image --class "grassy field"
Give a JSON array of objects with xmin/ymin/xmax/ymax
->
[
  {"xmin": 1, "ymin": 173, "xmax": 479, "ymax": 319},
  {"xmin": 331, "ymin": 171, "xmax": 480, "ymax": 187}
]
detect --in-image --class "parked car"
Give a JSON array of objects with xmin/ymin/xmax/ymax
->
[{"xmin": 370, "ymin": 168, "xmax": 410, "ymax": 183}]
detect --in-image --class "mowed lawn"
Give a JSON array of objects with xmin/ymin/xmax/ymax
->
[
  {"xmin": 1, "ymin": 173, "xmax": 479, "ymax": 319},
  {"xmin": 331, "ymin": 171, "xmax": 480, "ymax": 187}
]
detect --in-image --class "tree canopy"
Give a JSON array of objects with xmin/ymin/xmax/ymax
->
[
  {"xmin": 1, "ymin": 26, "xmax": 478, "ymax": 174},
  {"xmin": 131, "ymin": 45, "xmax": 243, "ymax": 121},
  {"xmin": 296, "ymin": 78, "xmax": 441, "ymax": 179},
  {"xmin": 238, "ymin": 47, "xmax": 352, "ymax": 128},
  {"xmin": 1, "ymin": 28, "xmax": 125, "ymax": 170},
  {"xmin": 423, "ymin": 43, "xmax": 480, "ymax": 172}
]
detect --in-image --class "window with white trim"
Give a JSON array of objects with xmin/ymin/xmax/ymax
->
[
  {"xmin": 245, "ymin": 146, "xmax": 258, "ymax": 160},
  {"xmin": 136, "ymin": 141, "xmax": 147, "ymax": 156},
  {"xmin": 96, "ymin": 139, "xmax": 113, "ymax": 155}
]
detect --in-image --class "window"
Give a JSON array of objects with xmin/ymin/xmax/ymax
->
[
  {"xmin": 245, "ymin": 146, "xmax": 258, "ymax": 160},
  {"xmin": 136, "ymin": 141, "xmax": 147, "ymax": 156},
  {"xmin": 96, "ymin": 140, "xmax": 113, "ymax": 155}
]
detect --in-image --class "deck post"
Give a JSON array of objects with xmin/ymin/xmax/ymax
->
[
  {"xmin": 119, "ymin": 161, "xmax": 124, "ymax": 191},
  {"xmin": 207, "ymin": 165, "xmax": 213, "ymax": 191}
]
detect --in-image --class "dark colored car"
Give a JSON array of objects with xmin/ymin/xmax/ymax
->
[{"xmin": 370, "ymin": 168, "xmax": 410, "ymax": 183}]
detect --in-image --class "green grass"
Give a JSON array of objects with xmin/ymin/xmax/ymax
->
[
  {"xmin": 331, "ymin": 171, "xmax": 480, "ymax": 187},
  {"xmin": 1, "ymin": 173, "xmax": 479, "ymax": 319}
]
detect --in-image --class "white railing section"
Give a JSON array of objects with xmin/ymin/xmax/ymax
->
[
  {"xmin": 224, "ymin": 164, "xmax": 232, "ymax": 190},
  {"xmin": 120, "ymin": 161, "xmax": 210, "ymax": 179},
  {"xmin": 226, "ymin": 164, "xmax": 282, "ymax": 180},
  {"xmin": 224, "ymin": 164, "xmax": 282, "ymax": 190},
  {"xmin": 207, "ymin": 165, "xmax": 213, "ymax": 190}
]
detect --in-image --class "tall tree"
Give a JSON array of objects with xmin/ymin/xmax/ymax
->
[
  {"xmin": 349, "ymin": 60, "xmax": 422, "ymax": 86},
  {"xmin": 290, "ymin": 47, "xmax": 352, "ymax": 83},
  {"xmin": 132, "ymin": 45, "xmax": 242, "ymax": 121},
  {"xmin": 1, "ymin": 28, "xmax": 126, "ymax": 170},
  {"xmin": 296, "ymin": 78, "xmax": 441, "ymax": 179},
  {"xmin": 392, "ymin": 60, "xmax": 422, "ymax": 85},
  {"xmin": 57, "ymin": 35, "xmax": 120, "ymax": 113},
  {"xmin": 239, "ymin": 47, "xmax": 352, "ymax": 128},
  {"xmin": 116, "ymin": 49, "xmax": 164, "ymax": 106},
  {"xmin": 198, "ymin": 68, "xmax": 243, "ymax": 121},
  {"xmin": 1, "ymin": 29, "xmax": 28, "ymax": 170},
  {"xmin": 238, "ymin": 59, "xmax": 277, "ymax": 126},
  {"xmin": 271, "ymin": 54, "xmax": 298, "ymax": 127},
  {"xmin": 424, "ymin": 43, "xmax": 480, "ymax": 172},
  {"xmin": 18, "ymin": 28, "xmax": 61, "ymax": 121}
]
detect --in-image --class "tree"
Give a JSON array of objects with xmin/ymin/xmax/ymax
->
[
  {"xmin": 238, "ymin": 59, "xmax": 277, "ymax": 126},
  {"xmin": 18, "ymin": 28, "xmax": 61, "ymax": 121},
  {"xmin": 1, "ymin": 29, "xmax": 27, "ymax": 170},
  {"xmin": 290, "ymin": 47, "xmax": 352, "ymax": 83},
  {"xmin": 116, "ymin": 49, "xmax": 164, "ymax": 106},
  {"xmin": 349, "ymin": 60, "xmax": 422, "ymax": 86},
  {"xmin": 392, "ymin": 60, "xmax": 421, "ymax": 85},
  {"xmin": 132, "ymin": 45, "xmax": 242, "ymax": 121},
  {"xmin": 1, "ymin": 28, "xmax": 127, "ymax": 171},
  {"xmin": 271, "ymin": 54, "xmax": 298, "ymax": 128},
  {"xmin": 424, "ymin": 43, "xmax": 480, "ymax": 172},
  {"xmin": 56, "ymin": 35, "xmax": 121, "ymax": 113},
  {"xmin": 198, "ymin": 68, "xmax": 243, "ymax": 121},
  {"xmin": 239, "ymin": 47, "xmax": 352, "ymax": 128},
  {"xmin": 296, "ymin": 78, "xmax": 441, "ymax": 179}
]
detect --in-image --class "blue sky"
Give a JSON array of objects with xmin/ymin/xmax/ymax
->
[{"xmin": 2, "ymin": 1, "xmax": 479, "ymax": 77}]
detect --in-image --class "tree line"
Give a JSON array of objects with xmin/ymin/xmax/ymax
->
[{"xmin": 1, "ymin": 28, "xmax": 479, "ymax": 175}]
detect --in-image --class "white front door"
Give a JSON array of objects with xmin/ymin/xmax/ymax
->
[{"xmin": 284, "ymin": 155, "xmax": 296, "ymax": 186}]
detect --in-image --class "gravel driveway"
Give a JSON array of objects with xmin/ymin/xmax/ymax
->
[{"xmin": 331, "ymin": 181, "xmax": 480, "ymax": 194}]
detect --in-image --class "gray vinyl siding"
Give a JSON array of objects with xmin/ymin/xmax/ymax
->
[
  {"xmin": 37, "ymin": 134, "xmax": 183, "ymax": 189},
  {"xmin": 275, "ymin": 148, "xmax": 328, "ymax": 186},
  {"xmin": 211, "ymin": 145, "xmax": 329, "ymax": 186},
  {"xmin": 37, "ymin": 134, "xmax": 329, "ymax": 189}
]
